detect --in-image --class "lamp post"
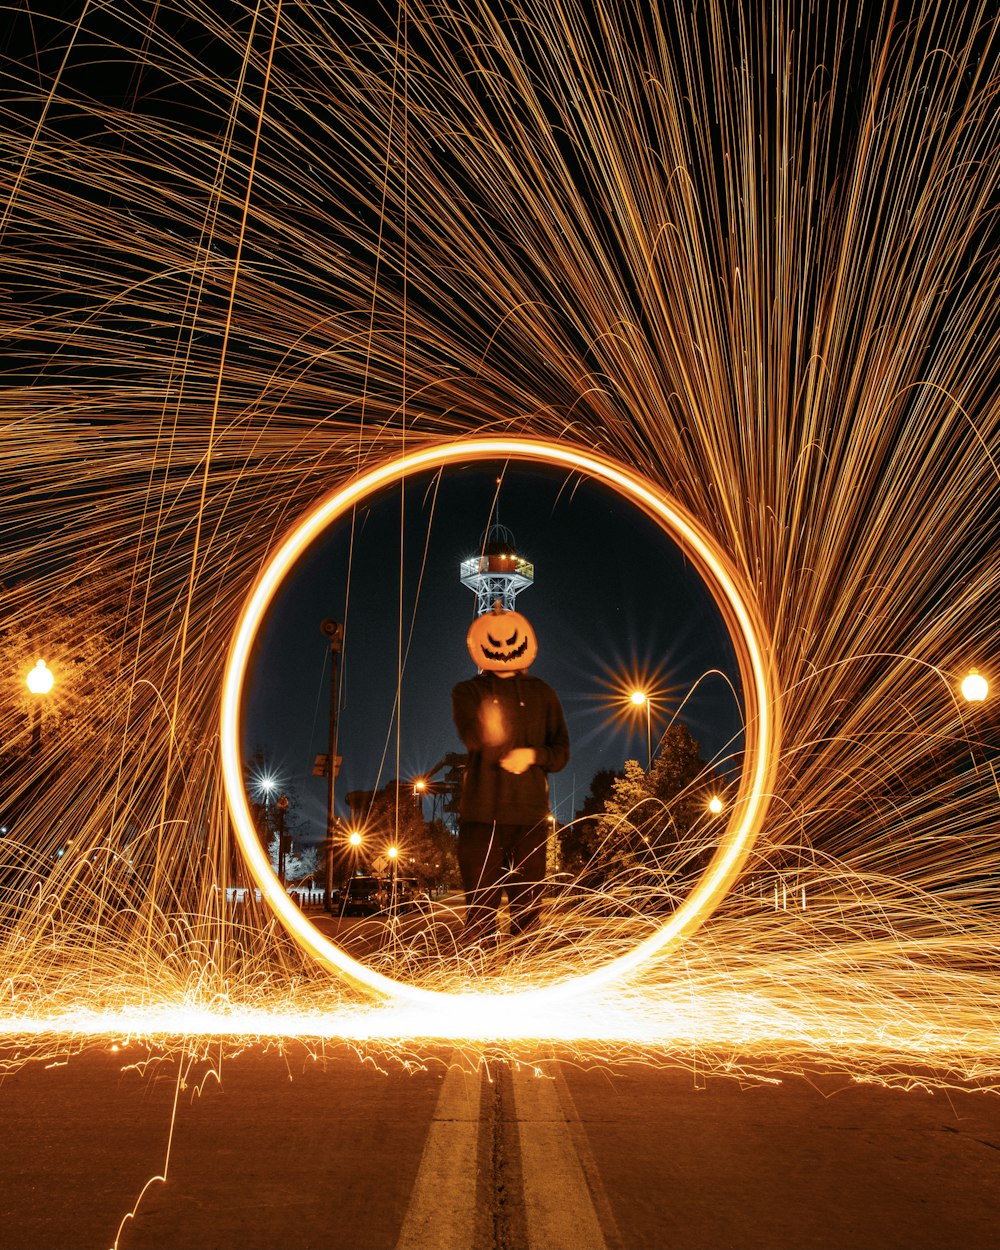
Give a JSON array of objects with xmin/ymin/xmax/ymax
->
[
  {"xmin": 630, "ymin": 689, "xmax": 652, "ymax": 770},
  {"xmin": 960, "ymin": 668, "xmax": 996, "ymax": 794},
  {"xmin": 545, "ymin": 811, "xmax": 559, "ymax": 877},
  {"xmin": 275, "ymin": 793, "xmax": 290, "ymax": 885},
  {"xmin": 387, "ymin": 844, "xmax": 399, "ymax": 913},
  {"xmin": 25, "ymin": 660, "xmax": 55, "ymax": 754},
  {"xmin": 254, "ymin": 773, "xmax": 280, "ymax": 871},
  {"xmin": 320, "ymin": 619, "xmax": 344, "ymax": 911}
]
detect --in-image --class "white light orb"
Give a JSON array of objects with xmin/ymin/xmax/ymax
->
[
  {"xmin": 708, "ymin": 796, "xmax": 724, "ymax": 815},
  {"xmin": 961, "ymin": 670, "xmax": 989, "ymax": 703},
  {"xmin": 26, "ymin": 660, "xmax": 54, "ymax": 695}
]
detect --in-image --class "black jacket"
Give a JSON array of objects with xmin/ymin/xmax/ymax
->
[{"xmin": 452, "ymin": 671, "xmax": 570, "ymax": 825}]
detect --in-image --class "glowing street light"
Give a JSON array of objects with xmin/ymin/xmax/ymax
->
[
  {"xmin": 961, "ymin": 669, "xmax": 989, "ymax": 703},
  {"xmin": 708, "ymin": 795, "xmax": 724, "ymax": 815},
  {"xmin": 343, "ymin": 828, "xmax": 365, "ymax": 891},
  {"xmin": 25, "ymin": 660, "xmax": 55, "ymax": 753},
  {"xmin": 386, "ymin": 844, "xmax": 399, "ymax": 912},
  {"xmin": 26, "ymin": 660, "xmax": 54, "ymax": 695},
  {"xmin": 630, "ymin": 689, "xmax": 652, "ymax": 769}
]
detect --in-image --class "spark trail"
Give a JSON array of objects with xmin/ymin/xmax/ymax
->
[{"xmin": 0, "ymin": 0, "xmax": 998, "ymax": 1081}]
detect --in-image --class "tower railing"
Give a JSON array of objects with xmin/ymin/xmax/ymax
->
[{"xmin": 459, "ymin": 555, "xmax": 534, "ymax": 580}]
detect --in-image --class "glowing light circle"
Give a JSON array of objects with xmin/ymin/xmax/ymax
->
[{"xmin": 220, "ymin": 439, "xmax": 781, "ymax": 1006}]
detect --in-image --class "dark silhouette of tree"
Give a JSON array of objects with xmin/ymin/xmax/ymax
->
[
  {"xmin": 561, "ymin": 766, "xmax": 621, "ymax": 876},
  {"xmin": 575, "ymin": 723, "xmax": 721, "ymax": 892},
  {"xmin": 354, "ymin": 780, "xmax": 458, "ymax": 890},
  {"xmin": 647, "ymin": 724, "xmax": 718, "ymax": 838}
]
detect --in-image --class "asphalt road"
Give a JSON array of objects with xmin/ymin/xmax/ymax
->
[{"xmin": 2, "ymin": 1042, "xmax": 999, "ymax": 1250}]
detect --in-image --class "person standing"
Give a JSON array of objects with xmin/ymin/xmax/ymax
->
[{"xmin": 452, "ymin": 602, "xmax": 570, "ymax": 945}]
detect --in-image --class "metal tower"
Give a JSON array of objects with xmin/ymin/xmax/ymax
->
[{"xmin": 460, "ymin": 522, "xmax": 534, "ymax": 615}]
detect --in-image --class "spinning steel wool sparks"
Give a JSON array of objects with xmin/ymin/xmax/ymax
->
[
  {"xmin": 218, "ymin": 438, "xmax": 778, "ymax": 1004},
  {"xmin": 1, "ymin": 0, "xmax": 999, "ymax": 1080}
]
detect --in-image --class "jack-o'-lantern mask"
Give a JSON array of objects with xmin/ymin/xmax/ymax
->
[{"xmin": 466, "ymin": 601, "xmax": 538, "ymax": 672}]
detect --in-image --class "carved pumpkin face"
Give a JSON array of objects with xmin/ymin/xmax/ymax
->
[{"xmin": 466, "ymin": 603, "xmax": 538, "ymax": 672}]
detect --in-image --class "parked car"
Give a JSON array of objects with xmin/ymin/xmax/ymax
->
[
  {"xmin": 339, "ymin": 875, "xmax": 384, "ymax": 916},
  {"xmin": 385, "ymin": 876, "xmax": 421, "ymax": 912}
]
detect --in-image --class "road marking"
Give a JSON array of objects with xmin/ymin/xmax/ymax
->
[
  {"xmin": 511, "ymin": 1065, "xmax": 608, "ymax": 1250},
  {"xmin": 395, "ymin": 1061, "xmax": 482, "ymax": 1250}
]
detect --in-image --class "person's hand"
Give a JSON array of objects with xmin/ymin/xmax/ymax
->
[{"xmin": 500, "ymin": 748, "xmax": 536, "ymax": 774}]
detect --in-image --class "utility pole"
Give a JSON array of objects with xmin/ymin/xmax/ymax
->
[
  {"xmin": 276, "ymin": 793, "xmax": 290, "ymax": 885},
  {"xmin": 319, "ymin": 619, "xmax": 343, "ymax": 910}
]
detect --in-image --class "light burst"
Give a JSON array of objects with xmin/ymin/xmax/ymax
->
[{"xmin": 1, "ymin": 0, "xmax": 999, "ymax": 1083}]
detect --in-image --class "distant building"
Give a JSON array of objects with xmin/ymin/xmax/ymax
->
[{"xmin": 459, "ymin": 521, "xmax": 534, "ymax": 615}]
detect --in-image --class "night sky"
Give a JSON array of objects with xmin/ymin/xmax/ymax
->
[{"xmin": 244, "ymin": 461, "xmax": 743, "ymax": 843}]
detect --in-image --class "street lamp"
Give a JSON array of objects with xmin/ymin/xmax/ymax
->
[
  {"xmin": 386, "ymin": 845, "xmax": 399, "ymax": 913},
  {"xmin": 25, "ymin": 660, "xmax": 55, "ymax": 754},
  {"xmin": 545, "ymin": 811, "xmax": 559, "ymax": 876},
  {"xmin": 25, "ymin": 660, "xmax": 54, "ymax": 696},
  {"xmin": 708, "ymin": 795, "xmax": 724, "ymax": 815},
  {"xmin": 320, "ymin": 618, "xmax": 344, "ymax": 912},
  {"xmin": 961, "ymin": 669, "xmax": 989, "ymax": 703},
  {"xmin": 343, "ymin": 829, "xmax": 364, "ymax": 894},
  {"xmin": 630, "ymin": 689, "xmax": 652, "ymax": 769}
]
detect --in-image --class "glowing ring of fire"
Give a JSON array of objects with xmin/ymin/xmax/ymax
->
[{"xmin": 221, "ymin": 438, "xmax": 780, "ymax": 1006}]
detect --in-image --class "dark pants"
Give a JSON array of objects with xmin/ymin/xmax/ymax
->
[{"xmin": 457, "ymin": 820, "xmax": 548, "ymax": 942}]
